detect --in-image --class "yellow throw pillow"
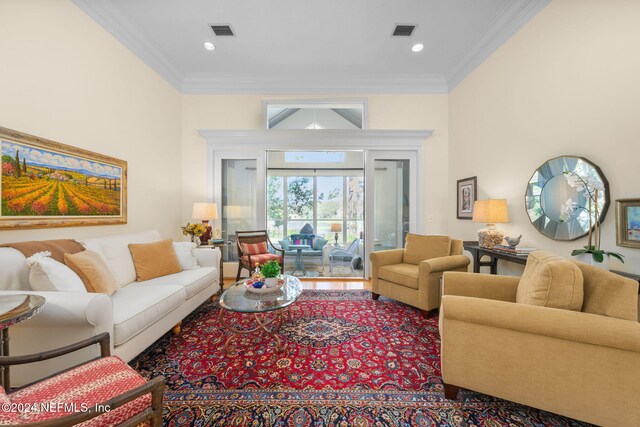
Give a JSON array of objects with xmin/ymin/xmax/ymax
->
[
  {"xmin": 128, "ymin": 239, "xmax": 182, "ymax": 282},
  {"xmin": 403, "ymin": 234, "xmax": 451, "ymax": 265},
  {"xmin": 516, "ymin": 251, "xmax": 584, "ymax": 310},
  {"xmin": 64, "ymin": 250, "xmax": 118, "ymax": 295}
]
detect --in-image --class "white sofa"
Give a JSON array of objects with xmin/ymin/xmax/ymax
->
[{"xmin": 0, "ymin": 230, "xmax": 220, "ymax": 386}]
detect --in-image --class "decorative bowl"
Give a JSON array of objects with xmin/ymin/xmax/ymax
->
[{"xmin": 244, "ymin": 278, "xmax": 285, "ymax": 294}]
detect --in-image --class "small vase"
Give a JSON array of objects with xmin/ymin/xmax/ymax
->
[
  {"xmin": 573, "ymin": 253, "xmax": 610, "ymax": 270},
  {"xmin": 192, "ymin": 235, "xmax": 201, "ymax": 247},
  {"xmin": 265, "ymin": 277, "xmax": 278, "ymax": 288}
]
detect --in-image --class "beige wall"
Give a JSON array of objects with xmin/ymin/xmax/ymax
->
[
  {"xmin": 181, "ymin": 94, "xmax": 449, "ymax": 234},
  {"xmin": 0, "ymin": 0, "xmax": 182, "ymax": 243},
  {"xmin": 449, "ymin": 0, "xmax": 640, "ymax": 274}
]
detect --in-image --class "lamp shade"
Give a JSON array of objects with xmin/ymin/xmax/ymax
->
[
  {"xmin": 330, "ymin": 223, "xmax": 342, "ymax": 232},
  {"xmin": 192, "ymin": 202, "xmax": 218, "ymax": 220},
  {"xmin": 472, "ymin": 199, "xmax": 509, "ymax": 224}
]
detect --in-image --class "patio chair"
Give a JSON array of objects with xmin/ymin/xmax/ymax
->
[
  {"xmin": 0, "ymin": 332, "xmax": 164, "ymax": 426},
  {"xmin": 236, "ymin": 230, "xmax": 284, "ymax": 281},
  {"xmin": 328, "ymin": 238, "xmax": 361, "ymax": 273}
]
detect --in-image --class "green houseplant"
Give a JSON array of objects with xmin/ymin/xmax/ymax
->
[{"xmin": 261, "ymin": 260, "xmax": 281, "ymax": 287}]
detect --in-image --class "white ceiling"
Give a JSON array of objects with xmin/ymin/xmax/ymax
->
[{"xmin": 73, "ymin": 0, "xmax": 549, "ymax": 94}]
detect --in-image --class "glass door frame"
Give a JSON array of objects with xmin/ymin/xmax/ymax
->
[
  {"xmin": 365, "ymin": 150, "xmax": 420, "ymax": 274},
  {"xmin": 202, "ymin": 129, "xmax": 431, "ymax": 279}
]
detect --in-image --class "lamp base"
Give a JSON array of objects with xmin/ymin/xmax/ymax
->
[
  {"xmin": 334, "ymin": 233, "xmax": 339, "ymax": 246},
  {"xmin": 477, "ymin": 226, "xmax": 504, "ymax": 249},
  {"xmin": 200, "ymin": 220, "xmax": 212, "ymax": 245}
]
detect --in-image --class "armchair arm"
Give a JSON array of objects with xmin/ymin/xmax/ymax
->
[
  {"xmin": 441, "ymin": 295, "xmax": 640, "ymax": 353},
  {"xmin": 443, "ymin": 271, "xmax": 519, "ymax": 302},
  {"xmin": 419, "ymin": 255, "xmax": 470, "ymax": 274},
  {"xmin": 369, "ymin": 249, "xmax": 404, "ymax": 269},
  {"xmin": 0, "ymin": 333, "xmax": 110, "ymax": 368}
]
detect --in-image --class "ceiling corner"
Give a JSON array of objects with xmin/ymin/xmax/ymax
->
[{"xmin": 446, "ymin": 0, "xmax": 551, "ymax": 91}]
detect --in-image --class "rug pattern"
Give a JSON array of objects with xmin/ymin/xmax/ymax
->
[{"xmin": 130, "ymin": 290, "xmax": 592, "ymax": 427}]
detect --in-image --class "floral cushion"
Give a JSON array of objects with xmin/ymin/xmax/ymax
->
[{"xmin": 6, "ymin": 356, "xmax": 151, "ymax": 426}]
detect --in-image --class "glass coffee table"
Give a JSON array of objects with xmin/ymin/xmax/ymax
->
[{"xmin": 218, "ymin": 275, "xmax": 302, "ymax": 352}]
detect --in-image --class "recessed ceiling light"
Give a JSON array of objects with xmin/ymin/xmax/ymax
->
[
  {"xmin": 203, "ymin": 41, "xmax": 215, "ymax": 51},
  {"xmin": 412, "ymin": 43, "xmax": 424, "ymax": 53}
]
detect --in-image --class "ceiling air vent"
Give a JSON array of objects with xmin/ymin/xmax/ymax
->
[
  {"xmin": 392, "ymin": 24, "xmax": 416, "ymax": 37},
  {"xmin": 211, "ymin": 24, "xmax": 235, "ymax": 36}
]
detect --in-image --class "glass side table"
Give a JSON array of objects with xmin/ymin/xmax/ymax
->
[{"xmin": 0, "ymin": 294, "xmax": 46, "ymax": 390}]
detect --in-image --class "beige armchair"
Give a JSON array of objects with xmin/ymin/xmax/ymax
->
[
  {"xmin": 440, "ymin": 252, "xmax": 640, "ymax": 427},
  {"xmin": 369, "ymin": 234, "xmax": 470, "ymax": 317}
]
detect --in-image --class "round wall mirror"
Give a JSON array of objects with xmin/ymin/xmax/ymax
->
[{"xmin": 525, "ymin": 156, "xmax": 609, "ymax": 241}]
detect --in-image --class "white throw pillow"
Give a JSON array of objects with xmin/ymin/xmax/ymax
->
[
  {"xmin": 173, "ymin": 242, "xmax": 199, "ymax": 270},
  {"xmin": 26, "ymin": 251, "xmax": 86, "ymax": 292}
]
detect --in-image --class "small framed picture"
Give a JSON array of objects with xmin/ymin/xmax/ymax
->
[
  {"xmin": 457, "ymin": 176, "xmax": 477, "ymax": 220},
  {"xmin": 616, "ymin": 198, "xmax": 640, "ymax": 249}
]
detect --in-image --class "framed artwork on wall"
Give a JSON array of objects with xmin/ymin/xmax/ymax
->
[
  {"xmin": 457, "ymin": 176, "xmax": 477, "ymax": 220},
  {"xmin": 616, "ymin": 198, "xmax": 640, "ymax": 249},
  {"xmin": 0, "ymin": 127, "xmax": 127, "ymax": 230}
]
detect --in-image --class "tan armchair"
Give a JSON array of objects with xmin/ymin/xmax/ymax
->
[
  {"xmin": 369, "ymin": 234, "xmax": 470, "ymax": 317},
  {"xmin": 440, "ymin": 252, "xmax": 640, "ymax": 427}
]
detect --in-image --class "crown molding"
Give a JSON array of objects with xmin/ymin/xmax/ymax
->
[
  {"xmin": 182, "ymin": 73, "xmax": 448, "ymax": 94},
  {"xmin": 198, "ymin": 129, "xmax": 433, "ymax": 150},
  {"xmin": 447, "ymin": 0, "xmax": 550, "ymax": 90},
  {"xmin": 72, "ymin": 0, "xmax": 184, "ymax": 90}
]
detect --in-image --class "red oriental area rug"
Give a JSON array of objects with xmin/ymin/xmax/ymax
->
[{"xmin": 130, "ymin": 290, "xmax": 591, "ymax": 427}]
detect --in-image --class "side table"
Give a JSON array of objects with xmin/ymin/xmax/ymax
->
[
  {"xmin": 0, "ymin": 294, "xmax": 45, "ymax": 390},
  {"xmin": 198, "ymin": 241, "xmax": 226, "ymax": 291},
  {"xmin": 463, "ymin": 242, "xmax": 528, "ymax": 274}
]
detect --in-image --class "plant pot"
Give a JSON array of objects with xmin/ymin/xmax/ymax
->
[
  {"xmin": 265, "ymin": 277, "xmax": 279, "ymax": 288},
  {"xmin": 573, "ymin": 253, "xmax": 610, "ymax": 270}
]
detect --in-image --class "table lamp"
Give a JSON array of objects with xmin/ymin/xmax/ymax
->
[
  {"xmin": 192, "ymin": 202, "xmax": 218, "ymax": 245},
  {"xmin": 472, "ymin": 199, "xmax": 509, "ymax": 249},
  {"xmin": 330, "ymin": 223, "xmax": 342, "ymax": 245}
]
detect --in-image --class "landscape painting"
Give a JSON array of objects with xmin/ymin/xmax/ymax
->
[
  {"xmin": 0, "ymin": 127, "xmax": 127, "ymax": 229},
  {"xmin": 616, "ymin": 199, "xmax": 640, "ymax": 249}
]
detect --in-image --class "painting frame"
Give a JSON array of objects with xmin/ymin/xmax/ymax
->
[
  {"xmin": 616, "ymin": 198, "xmax": 640, "ymax": 249},
  {"xmin": 457, "ymin": 176, "xmax": 477, "ymax": 220},
  {"xmin": 0, "ymin": 126, "xmax": 127, "ymax": 230}
]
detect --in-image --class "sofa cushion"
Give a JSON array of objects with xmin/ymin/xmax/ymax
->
[
  {"xmin": 129, "ymin": 239, "xmax": 182, "ymax": 281},
  {"xmin": 64, "ymin": 250, "xmax": 118, "ymax": 296},
  {"xmin": 111, "ymin": 284, "xmax": 186, "ymax": 345},
  {"xmin": 241, "ymin": 254, "xmax": 283, "ymax": 265},
  {"xmin": 278, "ymin": 238, "xmax": 290, "ymax": 251},
  {"xmin": 403, "ymin": 234, "xmax": 451, "ymax": 265},
  {"xmin": 81, "ymin": 230, "xmax": 161, "ymax": 287},
  {"xmin": 173, "ymin": 242, "xmax": 199, "ymax": 270},
  {"xmin": 516, "ymin": 251, "xmax": 584, "ymax": 311},
  {"xmin": 136, "ymin": 267, "xmax": 217, "ymax": 299},
  {"xmin": 8, "ymin": 356, "xmax": 150, "ymax": 425},
  {"xmin": 313, "ymin": 238, "xmax": 328, "ymax": 250},
  {"xmin": 572, "ymin": 261, "xmax": 639, "ymax": 320},
  {"xmin": 26, "ymin": 252, "xmax": 86, "ymax": 293},
  {"xmin": 378, "ymin": 264, "xmax": 419, "ymax": 290}
]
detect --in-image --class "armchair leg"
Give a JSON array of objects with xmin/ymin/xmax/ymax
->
[
  {"xmin": 420, "ymin": 309, "xmax": 431, "ymax": 319},
  {"xmin": 372, "ymin": 292, "xmax": 380, "ymax": 300},
  {"xmin": 236, "ymin": 265, "xmax": 242, "ymax": 282},
  {"xmin": 443, "ymin": 383, "xmax": 461, "ymax": 400}
]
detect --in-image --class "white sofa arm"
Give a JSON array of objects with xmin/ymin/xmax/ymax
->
[
  {"xmin": 3, "ymin": 291, "xmax": 112, "ymax": 328},
  {"xmin": 3, "ymin": 291, "xmax": 113, "ymax": 386},
  {"xmin": 194, "ymin": 247, "xmax": 221, "ymax": 268}
]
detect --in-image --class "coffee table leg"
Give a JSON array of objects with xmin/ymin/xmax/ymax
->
[{"xmin": 219, "ymin": 308, "xmax": 286, "ymax": 352}]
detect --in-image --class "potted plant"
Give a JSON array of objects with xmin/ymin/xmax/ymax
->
[
  {"xmin": 560, "ymin": 171, "xmax": 624, "ymax": 269},
  {"xmin": 260, "ymin": 260, "xmax": 281, "ymax": 288},
  {"xmin": 181, "ymin": 222, "xmax": 207, "ymax": 246}
]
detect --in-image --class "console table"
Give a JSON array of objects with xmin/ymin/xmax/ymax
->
[{"xmin": 463, "ymin": 242, "xmax": 527, "ymax": 274}]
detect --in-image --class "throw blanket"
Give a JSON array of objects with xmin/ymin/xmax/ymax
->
[{"xmin": 0, "ymin": 239, "xmax": 85, "ymax": 263}]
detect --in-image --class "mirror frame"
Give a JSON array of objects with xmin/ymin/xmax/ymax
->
[{"xmin": 525, "ymin": 155, "xmax": 610, "ymax": 241}]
